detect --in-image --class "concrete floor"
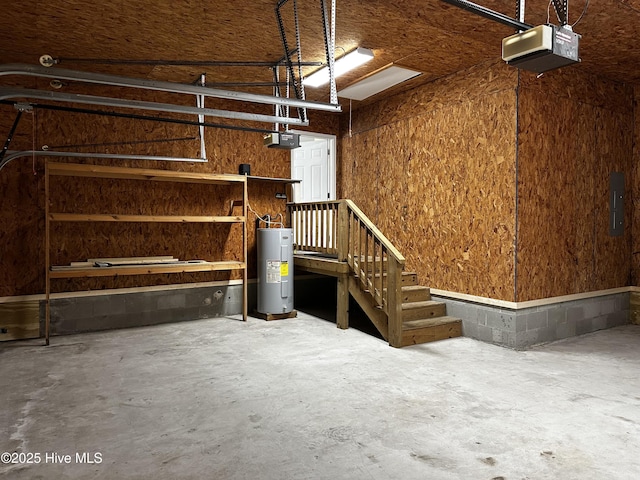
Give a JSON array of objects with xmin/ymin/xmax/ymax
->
[{"xmin": 1, "ymin": 313, "xmax": 639, "ymax": 480}]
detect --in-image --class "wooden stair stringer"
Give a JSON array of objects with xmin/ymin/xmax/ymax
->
[{"xmin": 348, "ymin": 275, "xmax": 389, "ymax": 341}]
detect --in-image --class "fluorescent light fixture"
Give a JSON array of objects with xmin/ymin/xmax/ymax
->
[
  {"xmin": 303, "ymin": 47, "xmax": 374, "ymax": 88},
  {"xmin": 338, "ymin": 65, "xmax": 422, "ymax": 101}
]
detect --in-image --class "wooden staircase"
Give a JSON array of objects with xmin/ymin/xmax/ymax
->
[
  {"xmin": 288, "ymin": 200, "xmax": 461, "ymax": 348},
  {"xmin": 397, "ymin": 275, "xmax": 461, "ymax": 347}
]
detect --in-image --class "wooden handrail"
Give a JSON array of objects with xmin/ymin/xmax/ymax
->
[
  {"xmin": 288, "ymin": 199, "xmax": 405, "ymax": 345},
  {"xmin": 343, "ymin": 200, "xmax": 405, "ymax": 266},
  {"xmin": 288, "ymin": 200, "xmax": 405, "ymax": 263}
]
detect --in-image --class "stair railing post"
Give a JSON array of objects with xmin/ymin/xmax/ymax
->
[
  {"xmin": 336, "ymin": 200, "xmax": 350, "ymax": 329},
  {"xmin": 337, "ymin": 200, "xmax": 349, "ymax": 262},
  {"xmin": 387, "ymin": 258, "xmax": 403, "ymax": 347}
]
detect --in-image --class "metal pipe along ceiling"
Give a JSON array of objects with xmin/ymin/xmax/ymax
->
[
  {"xmin": 0, "ymin": 64, "xmax": 342, "ymax": 112},
  {"xmin": 0, "ymin": 87, "xmax": 309, "ymax": 126}
]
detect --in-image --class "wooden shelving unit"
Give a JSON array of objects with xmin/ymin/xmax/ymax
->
[{"xmin": 44, "ymin": 162, "xmax": 248, "ymax": 345}]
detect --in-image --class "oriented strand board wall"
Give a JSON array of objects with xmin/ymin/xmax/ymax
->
[
  {"xmin": 516, "ymin": 69, "xmax": 634, "ymax": 301},
  {"xmin": 340, "ymin": 61, "xmax": 518, "ymax": 301},
  {"xmin": 0, "ymin": 95, "xmax": 44, "ymax": 297},
  {"xmin": 633, "ymin": 86, "xmax": 640, "ymax": 286},
  {"xmin": 0, "ymin": 84, "xmax": 339, "ymax": 297}
]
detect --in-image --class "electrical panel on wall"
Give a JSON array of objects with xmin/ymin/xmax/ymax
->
[{"xmin": 609, "ymin": 172, "xmax": 624, "ymax": 237}]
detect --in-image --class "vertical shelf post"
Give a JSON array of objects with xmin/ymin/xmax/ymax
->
[
  {"xmin": 44, "ymin": 161, "xmax": 50, "ymax": 345},
  {"xmin": 242, "ymin": 177, "xmax": 248, "ymax": 321}
]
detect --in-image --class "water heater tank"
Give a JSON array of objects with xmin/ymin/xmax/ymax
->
[{"xmin": 257, "ymin": 228, "xmax": 294, "ymax": 314}]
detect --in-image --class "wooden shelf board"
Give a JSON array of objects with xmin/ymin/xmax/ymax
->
[
  {"xmin": 247, "ymin": 176, "xmax": 301, "ymax": 184},
  {"xmin": 49, "ymin": 261, "xmax": 246, "ymax": 278},
  {"xmin": 44, "ymin": 160, "xmax": 249, "ymax": 343},
  {"xmin": 49, "ymin": 213, "xmax": 245, "ymax": 223},
  {"xmin": 47, "ymin": 162, "xmax": 247, "ymax": 185}
]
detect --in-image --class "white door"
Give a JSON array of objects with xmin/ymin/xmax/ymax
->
[
  {"xmin": 291, "ymin": 134, "xmax": 336, "ymax": 250},
  {"xmin": 291, "ymin": 138, "xmax": 330, "ymax": 203}
]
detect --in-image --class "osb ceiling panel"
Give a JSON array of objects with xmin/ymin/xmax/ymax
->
[{"xmin": 1, "ymin": 0, "xmax": 639, "ymax": 107}]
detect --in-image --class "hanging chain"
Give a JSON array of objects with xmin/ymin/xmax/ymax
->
[
  {"xmin": 275, "ymin": 2, "xmax": 306, "ymax": 122},
  {"xmin": 515, "ymin": 0, "xmax": 525, "ymax": 31},
  {"xmin": 319, "ymin": 0, "xmax": 337, "ymax": 105},
  {"xmin": 293, "ymin": 0, "xmax": 307, "ymax": 122},
  {"xmin": 330, "ymin": 0, "xmax": 337, "ymax": 105},
  {"xmin": 550, "ymin": 0, "xmax": 568, "ymax": 25}
]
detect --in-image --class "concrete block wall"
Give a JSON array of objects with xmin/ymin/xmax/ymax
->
[
  {"xmin": 432, "ymin": 292, "xmax": 630, "ymax": 350},
  {"xmin": 41, "ymin": 284, "xmax": 250, "ymax": 336},
  {"xmin": 38, "ymin": 276, "xmax": 328, "ymax": 337}
]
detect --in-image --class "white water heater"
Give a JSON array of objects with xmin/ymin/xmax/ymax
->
[{"xmin": 257, "ymin": 228, "xmax": 294, "ymax": 314}]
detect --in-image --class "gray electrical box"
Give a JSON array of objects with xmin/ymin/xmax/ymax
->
[{"xmin": 609, "ymin": 172, "xmax": 624, "ymax": 237}]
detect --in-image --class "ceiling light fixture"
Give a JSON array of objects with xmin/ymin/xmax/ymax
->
[
  {"xmin": 338, "ymin": 65, "xmax": 422, "ymax": 101},
  {"xmin": 303, "ymin": 47, "xmax": 374, "ymax": 88}
]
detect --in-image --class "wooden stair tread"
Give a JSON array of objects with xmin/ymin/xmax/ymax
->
[
  {"xmin": 401, "ymin": 285, "xmax": 430, "ymax": 302},
  {"xmin": 403, "ymin": 316, "xmax": 461, "ymax": 331},
  {"xmin": 402, "ymin": 300, "xmax": 444, "ymax": 310},
  {"xmin": 384, "ymin": 285, "xmax": 430, "ymax": 293},
  {"xmin": 401, "ymin": 300, "xmax": 446, "ymax": 321},
  {"xmin": 401, "ymin": 317, "xmax": 462, "ymax": 347},
  {"xmin": 402, "ymin": 285, "xmax": 430, "ymax": 293}
]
